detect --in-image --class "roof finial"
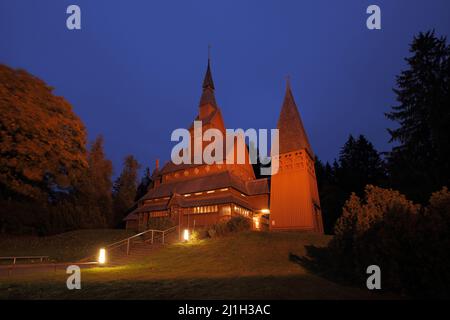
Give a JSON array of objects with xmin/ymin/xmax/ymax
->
[
  {"xmin": 208, "ymin": 44, "xmax": 212, "ymax": 62},
  {"xmin": 285, "ymin": 74, "xmax": 291, "ymax": 90}
]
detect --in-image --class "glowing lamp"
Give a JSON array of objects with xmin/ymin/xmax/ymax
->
[
  {"xmin": 261, "ymin": 209, "xmax": 270, "ymax": 214},
  {"xmin": 253, "ymin": 217, "xmax": 260, "ymax": 230},
  {"xmin": 98, "ymin": 248, "xmax": 106, "ymax": 264},
  {"xmin": 183, "ymin": 229, "xmax": 190, "ymax": 241}
]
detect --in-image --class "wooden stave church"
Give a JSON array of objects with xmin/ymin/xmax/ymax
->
[{"xmin": 124, "ymin": 59, "xmax": 323, "ymax": 234}]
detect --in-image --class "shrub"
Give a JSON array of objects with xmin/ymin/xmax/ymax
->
[
  {"xmin": 226, "ymin": 215, "xmax": 251, "ymax": 232},
  {"xmin": 330, "ymin": 185, "xmax": 450, "ymax": 297},
  {"xmin": 412, "ymin": 187, "xmax": 450, "ymax": 297},
  {"xmin": 207, "ymin": 216, "xmax": 252, "ymax": 238},
  {"xmin": 189, "ymin": 230, "xmax": 202, "ymax": 241},
  {"xmin": 208, "ymin": 221, "xmax": 229, "ymax": 237},
  {"xmin": 330, "ymin": 185, "xmax": 419, "ymax": 289}
]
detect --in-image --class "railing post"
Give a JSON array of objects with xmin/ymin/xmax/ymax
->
[
  {"xmin": 162, "ymin": 231, "xmax": 165, "ymax": 244},
  {"xmin": 151, "ymin": 230, "xmax": 154, "ymax": 244},
  {"xmin": 127, "ymin": 238, "xmax": 130, "ymax": 255},
  {"xmin": 13, "ymin": 257, "xmax": 16, "ymax": 265}
]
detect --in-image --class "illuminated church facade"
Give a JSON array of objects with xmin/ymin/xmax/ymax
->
[{"xmin": 124, "ymin": 60, "xmax": 323, "ymax": 233}]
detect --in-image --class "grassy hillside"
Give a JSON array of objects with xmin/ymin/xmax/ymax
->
[
  {"xmin": 0, "ymin": 231, "xmax": 397, "ymax": 299},
  {"xmin": 0, "ymin": 229, "xmax": 134, "ymax": 262}
]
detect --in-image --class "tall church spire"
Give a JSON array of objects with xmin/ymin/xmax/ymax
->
[
  {"xmin": 199, "ymin": 56, "xmax": 217, "ymax": 107},
  {"xmin": 277, "ymin": 78, "xmax": 314, "ymax": 157},
  {"xmin": 202, "ymin": 57, "xmax": 215, "ymax": 90}
]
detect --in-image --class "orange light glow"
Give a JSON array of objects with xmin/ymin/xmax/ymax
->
[
  {"xmin": 253, "ymin": 217, "xmax": 260, "ymax": 230},
  {"xmin": 98, "ymin": 248, "xmax": 106, "ymax": 264},
  {"xmin": 183, "ymin": 229, "xmax": 190, "ymax": 241}
]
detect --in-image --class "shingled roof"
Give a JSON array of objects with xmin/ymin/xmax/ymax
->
[
  {"xmin": 141, "ymin": 170, "xmax": 268, "ymax": 201},
  {"xmin": 277, "ymin": 80, "xmax": 314, "ymax": 157},
  {"xmin": 126, "ymin": 191, "xmax": 257, "ymax": 219}
]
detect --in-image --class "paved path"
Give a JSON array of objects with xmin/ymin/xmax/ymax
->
[{"xmin": 0, "ymin": 262, "xmax": 100, "ymax": 278}]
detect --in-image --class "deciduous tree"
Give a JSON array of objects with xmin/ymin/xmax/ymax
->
[{"xmin": 0, "ymin": 64, "xmax": 87, "ymax": 200}]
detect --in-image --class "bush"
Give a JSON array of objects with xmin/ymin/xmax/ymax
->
[
  {"xmin": 189, "ymin": 230, "xmax": 200, "ymax": 241},
  {"xmin": 226, "ymin": 215, "xmax": 251, "ymax": 232},
  {"xmin": 208, "ymin": 221, "xmax": 228, "ymax": 237},
  {"xmin": 207, "ymin": 216, "xmax": 252, "ymax": 238},
  {"xmin": 329, "ymin": 185, "xmax": 450, "ymax": 297},
  {"xmin": 412, "ymin": 187, "xmax": 450, "ymax": 297}
]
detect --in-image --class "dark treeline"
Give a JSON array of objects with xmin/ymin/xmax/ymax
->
[{"xmin": 316, "ymin": 30, "xmax": 450, "ymax": 234}]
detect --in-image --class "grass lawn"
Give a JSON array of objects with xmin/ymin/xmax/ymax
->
[
  {"xmin": 0, "ymin": 229, "xmax": 134, "ymax": 263},
  {"xmin": 0, "ymin": 231, "xmax": 397, "ymax": 299}
]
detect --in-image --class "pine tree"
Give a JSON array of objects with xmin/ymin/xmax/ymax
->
[
  {"xmin": 386, "ymin": 31, "xmax": 450, "ymax": 202},
  {"xmin": 337, "ymin": 134, "xmax": 386, "ymax": 196},
  {"xmin": 315, "ymin": 135, "xmax": 385, "ymax": 234},
  {"xmin": 315, "ymin": 157, "xmax": 345, "ymax": 234},
  {"xmin": 135, "ymin": 167, "xmax": 153, "ymax": 201},
  {"xmin": 113, "ymin": 155, "xmax": 140, "ymax": 227},
  {"xmin": 78, "ymin": 135, "xmax": 113, "ymax": 227}
]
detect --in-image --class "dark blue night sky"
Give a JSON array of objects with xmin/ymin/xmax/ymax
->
[{"xmin": 1, "ymin": 0, "xmax": 449, "ymax": 175}]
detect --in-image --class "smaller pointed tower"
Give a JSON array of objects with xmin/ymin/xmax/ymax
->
[{"xmin": 269, "ymin": 79, "xmax": 323, "ymax": 233}]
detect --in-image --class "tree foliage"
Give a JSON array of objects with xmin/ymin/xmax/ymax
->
[
  {"xmin": 329, "ymin": 185, "xmax": 450, "ymax": 297},
  {"xmin": 386, "ymin": 31, "xmax": 450, "ymax": 202},
  {"xmin": 0, "ymin": 64, "xmax": 87, "ymax": 200},
  {"xmin": 337, "ymin": 135, "xmax": 386, "ymax": 195},
  {"xmin": 135, "ymin": 167, "xmax": 153, "ymax": 201},
  {"xmin": 76, "ymin": 136, "xmax": 114, "ymax": 228},
  {"xmin": 316, "ymin": 135, "xmax": 386, "ymax": 234},
  {"xmin": 113, "ymin": 155, "xmax": 140, "ymax": 227}
]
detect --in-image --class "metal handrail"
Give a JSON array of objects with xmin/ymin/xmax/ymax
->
[
  {"xmin": 106, "ymin": 229, "xmax": 154, "ymax": 249},
  {"xmin": 106, "ymin": 226, "xmax": 179, "ymax": 255},
  {"xmin": 0, "ymin": 256, "xmax": 49, "ymax": 265}
]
